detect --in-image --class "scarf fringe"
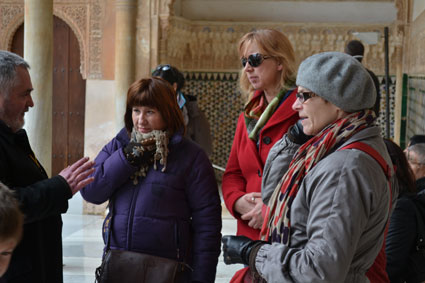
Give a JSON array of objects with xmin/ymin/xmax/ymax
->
[{"xmin": 130, "ymin": 129, "xmax": 169, "ymax": 185}]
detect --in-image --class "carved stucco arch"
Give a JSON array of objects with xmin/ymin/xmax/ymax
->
[
  {"xmin": 2, "ymin": 5, "xmax": 24, "ymax": 51},
  {"xmin": 1, "ymin": 5, "xmax": 88, "ymax": 79}
]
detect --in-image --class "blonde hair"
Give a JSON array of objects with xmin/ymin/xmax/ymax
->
[{"xmin": 238, "ymin": 29, "xmax": 296, "ymax": 102}]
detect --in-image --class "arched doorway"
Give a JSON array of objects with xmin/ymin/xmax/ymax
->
[{"xmin": 11, "ymin": 16, "xmax": 86, "ymax": 176}]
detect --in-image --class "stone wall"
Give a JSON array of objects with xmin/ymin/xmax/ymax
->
[{"xmin": 162, "ymin": 17, "xmax": 398, "ymax": 75}]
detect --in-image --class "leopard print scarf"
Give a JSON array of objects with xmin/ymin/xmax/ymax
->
[{"xmin": 129, "ymin": 129, "xmax": 169, "ymax": 184}]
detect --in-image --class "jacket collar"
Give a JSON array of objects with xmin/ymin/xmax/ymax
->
[
  {"xmin": 338, "ymin": 126, "xmax": 382, "ymax": 148},
  {"xmin": 0, "ymin": 120, "xmax": 26, "ymax": 144}
]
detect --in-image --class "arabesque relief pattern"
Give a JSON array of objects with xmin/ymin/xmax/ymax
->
[
  {"xmin": 0, "ymin": 3, "xmax": 24, "ymax": 51},
  {"xmin": 163, "ymin": 17, "xmax": 398, "ymax": 75},
  {"xmin": 0, "ymin": 0, "xmax": 103, "ymax": 79}
]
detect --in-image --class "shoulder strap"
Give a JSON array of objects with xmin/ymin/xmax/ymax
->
[
  {"xmin": 338, "ymin": 141, "xmax": 393, "ymax": 209},
  {"xmin": 339, "ymin": 142, "xmax": 392, "ymax": 179}
]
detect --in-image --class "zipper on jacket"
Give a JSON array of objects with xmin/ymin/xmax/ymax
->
[
  {"xmin": 174, "ymin": 222, "xmax": 194, "ymax": 272},
  {"xmin": 127, "ymin": 185, "xmax": 139, "ymax": 249},
  {"xmin": 174, "ymin": 221, "xmax": 180, "ymax": 260}
]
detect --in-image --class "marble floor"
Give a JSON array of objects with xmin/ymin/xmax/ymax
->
[{"xmin": 62, "ymin": 194, "xmax": 243, "ymax": 283}]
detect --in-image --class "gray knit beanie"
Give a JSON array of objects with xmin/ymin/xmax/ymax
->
[{"xmin": 296, "ymin": 52, "xmax": 376, "ymax": 113}]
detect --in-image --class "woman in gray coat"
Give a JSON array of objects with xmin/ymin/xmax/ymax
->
[{"xmin": 222, "ymin": 52, "xmax": 398, "ymax": 282}]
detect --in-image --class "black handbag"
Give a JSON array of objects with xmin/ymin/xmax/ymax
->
[{"xmin": 94, "ymin": 199, "xmax": 188, "ymax": 283}]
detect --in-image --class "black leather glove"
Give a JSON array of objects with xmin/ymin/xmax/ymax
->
[
  {"xmin": 287, "ymin": 120, "xmax": 313, "ymax": 145},
  {"xmin": 221, "ymin": 235, "xmax": 266, "ymax": 265},
  {"xmin": 123, "ymin": 142, "xmax": 156, "ymax": 167}
]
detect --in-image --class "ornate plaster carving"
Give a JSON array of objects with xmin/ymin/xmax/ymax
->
[
  {"xmin": 0, "ymin": 0, "xmax": 103, "ymax": 79},
  {"xmin": 53, "ymin": 3, "xmax": 89, "ymax": 79},
  {"xmin": 160, "ymin": 0, "xmax": 174, "ymax": 16},
  {"xmin": 0, "ymin": 3, "xmax": 24, "ymax": 51},
  {"xmin": 163, "ymin": 17, "xmax": 396, "ymax": 75},
  {"xmin": 87, "ymin": 1, "xmax": 104, "ymax": 79},
  {"xmin": 54, "ymin": 0, "xmax": 104, "ymax": 79}
]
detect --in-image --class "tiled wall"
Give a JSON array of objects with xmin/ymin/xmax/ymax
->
[
  {"xmin": 376, "ymin": 76, "xmax": 397, "ymax": 139},
  {"xmin": 183, "ymin": 72, "xmax": 398, "ymax": 180},
  {"xmin": 406, "ymin": 77, "xmax": 425, "ymax": 141},
  {"xmin": 182, "ymin": 72, "xmax": 242, "ymax": 179}
]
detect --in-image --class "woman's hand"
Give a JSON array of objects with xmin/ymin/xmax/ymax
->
[
  {"xmin": 234, "ymin": 192, "xmax": 262, "ymax": 215},
  {"xmin": 241, "ymin": 198, "xmax": 264, "ymax": 229}
]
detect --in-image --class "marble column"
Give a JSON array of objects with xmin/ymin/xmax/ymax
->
[
  {"xmin": 23, "ymin": 0, "xmax": 53, "ymax": 176},
  {"xmin": 115, "ymin": 0, "xmax": 137, "ymax": 131}
]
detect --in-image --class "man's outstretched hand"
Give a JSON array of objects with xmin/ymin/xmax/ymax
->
[{"xmin": 59, "ymin": 157, "xmax": 95, "ymax": 195}]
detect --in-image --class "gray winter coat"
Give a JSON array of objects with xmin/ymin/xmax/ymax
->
[{"xmin": 256, "ymin": 126, "xmax": 398, "ymax": 282}]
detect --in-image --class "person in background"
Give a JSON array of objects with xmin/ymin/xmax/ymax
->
[
  {"xmin": 222, "ymin": 52, "xmax": 397, "ymax": 282},
  {"xmin": 406, "ymin": 143, "xmax": 425, "ymax": 195},
  {"xmin": 384, "ymin": 139, "xmax": 425, "ymax": 283},
  {"xmin": 0, "ymin": 182, "xmax": 23, "ymax": 281},
  {"xmin": 407, "ymin": 134, "xmax": 425, "ymax": 147},
  {"xmin": 81, "ymin": 77, "xmax": 221, "ymax": 283},
  {"xmin": 221, "ymin": 28, "xmax": 299, "ymax": 282},
  {"xmin": 152, "ymin": 65, "xmax": 213, "ymax": 157},
  {"xmin": 345, "ymin": 39, "xmax": 381, "ymax": 117},
  {"xmin": 0, "ymin": 50, "xmax": 95, "ymax": 283}
]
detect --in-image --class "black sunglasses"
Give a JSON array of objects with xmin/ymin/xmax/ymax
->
[
  {"xmin": 296, "ymin": 91, "xmax": 315, "ymax": 103},
  {"xmin": 241, "ymin": 53, "xmax": 270, "ymax": 68}
]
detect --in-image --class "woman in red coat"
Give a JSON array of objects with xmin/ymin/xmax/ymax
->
[{"xmin": 222, "ymin": 28, "xmax": 298, "ymax": 281}]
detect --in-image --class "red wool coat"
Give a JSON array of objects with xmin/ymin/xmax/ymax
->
[{"xmin": 222, "ymin": 89, "xmax": 299, "ymax": 240}]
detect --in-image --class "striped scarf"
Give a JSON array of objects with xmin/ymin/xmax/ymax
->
[
  {"xmin": 261, "ymin": 110, "xmax": 376, "ymax": 244},
  {"xmin": 244, "ymin": 85, "xmax": 295, "ymax": 142}
]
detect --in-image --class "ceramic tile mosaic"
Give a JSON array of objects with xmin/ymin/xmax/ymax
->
[
  {"xmin": 406, "ymin": 77, "xmax": 425, "ymax": 140},
  {"xmin": 182, "ymin": 72, "xmax": 242, "ymax": 179},
  {"xmin": 376, "ymin": 76, "xmax": 396, "ymax": 139}
]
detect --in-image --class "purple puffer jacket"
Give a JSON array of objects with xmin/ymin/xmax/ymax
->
[{"xmin": 81, "ymin": 128, "xmax": 222, "ymax": 283}]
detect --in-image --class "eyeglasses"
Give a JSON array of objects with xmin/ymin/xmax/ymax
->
[
  {"xmin": 241, "ymin": 53, "xmax": 270, "ymax": 68},
  {"xmin": 296, "ymin": 91, "xmax": 315, "ymax": 103}
]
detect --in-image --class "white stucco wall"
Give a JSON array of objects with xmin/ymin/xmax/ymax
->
[{"xmin": 84, "ymin": 79, "xmax": 116, "ymax": 160}]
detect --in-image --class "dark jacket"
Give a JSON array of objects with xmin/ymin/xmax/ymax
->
[
  {"xmin": 386, "ymin": 190, "xmax": 425, "ymax": 283},
  {"xmin": 0, "ymin": 121, "xmax": 72, "ymax": 283},
  {"xmin": 417, "ymin": 177, "xmax": 425, "ymax": 195},
  {"xmin": 81, "ymin": 128, "xmax": 222, "ymax": 283},
  {"xmin": 184, "ymin": 95, "xmax": 213, "ymax": 157}
]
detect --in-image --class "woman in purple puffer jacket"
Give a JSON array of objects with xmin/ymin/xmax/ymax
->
[{"xmin": 81, "ymin": 77, "xmax": 222, "ymax": 283}]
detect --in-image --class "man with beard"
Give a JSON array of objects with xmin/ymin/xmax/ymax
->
[{"xmin": 0, "ymin": 50, "xmax": 95, "ymax": 283}]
